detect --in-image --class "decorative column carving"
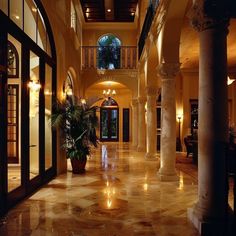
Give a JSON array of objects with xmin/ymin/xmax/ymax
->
[
  {"xmin": 131, "ymin": 98, "xmax": 138, "ymax": 148},
  {"xmin": 145, "ymin": 86, "xmax": 158, "ymax": 159},
  {"xmin": 137, "ymin": 96, "xmax": 146, "ymax": 152},
  {"xmin": 157, "ymin": 62, "xmax": 180, "ymax": 181},
  {"xmin": 187, "ymin": 1, "xmax": 230, "ymax": 235}
]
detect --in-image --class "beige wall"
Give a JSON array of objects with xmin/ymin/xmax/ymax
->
[
  {"xmin": 42, "ymin": 0, "xmax": 83, "ymax": 174},
  {"xmin": 83, "ymin": 28, "xmax": 137, "ymax": 46}
]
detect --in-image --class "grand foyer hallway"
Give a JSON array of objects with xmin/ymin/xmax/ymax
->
[{"xmin": 0, "ymin": 143, "xmax": 206, "ymax": 235}]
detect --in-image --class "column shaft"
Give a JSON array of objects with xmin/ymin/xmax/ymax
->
[
  {"xmin": 131, "ymin": 99, "xmax": 138, "ymax": 148},
  {"xmin": 146, "ymin": 87, "xmax": 158, "ymax": 159},
  {"xmin": 137, "ymin": 97, "xmax": 146, "ymax": 152},
  {"xmin": 188, "ymin": 2, "xmax": 229, "ymax": 234},
  {"xmin": 157, "ymin": 63, "xmax": 180, "ymax": 181}
]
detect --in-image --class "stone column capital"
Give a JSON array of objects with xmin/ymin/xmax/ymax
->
[
  {"xmin": 145, "ymin": 86, "xmax": 158, "ymax": 97},
  {"xmin": 131, "ymin": 98, "xmax": 138, "ymax": 107},
  {"xmin": 188, "ymin": 0, "xmax": 229, "ymax": 32},
  {"xmin": 157, "ymin": 63, "xmax": 180, "ymax": 79},
  {"xmin": 138, "ymin": 96, "xmax": 146, "ymax": 104}
]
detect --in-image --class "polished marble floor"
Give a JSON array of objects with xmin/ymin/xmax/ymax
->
[{"xmin": 0, "ymin": 143, "xmax": 233, "ymax": 235}]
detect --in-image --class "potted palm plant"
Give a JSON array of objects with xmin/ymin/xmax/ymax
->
[{"xmin": 51, "ymin": 96, "xmax": 99, "ymax": 174}]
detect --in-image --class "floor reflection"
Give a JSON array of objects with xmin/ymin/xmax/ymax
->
[{"xmin": 1, "ymin": 142, "xmax": 232, "ymax": 235}]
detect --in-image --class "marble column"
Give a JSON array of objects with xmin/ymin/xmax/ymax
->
[
  {"xmin": 145, "ymin": 86, "xmax": 158, "ymax": 159},
  {"xmin": 157, "ymin": 63, "xmax": 180, "ymax": 181},
  {"xmin": 131, "ymin": 98, "xmax": 138, "ymax": 148},
  {"xmin": 137, "ymin": 96, "xmax": 146, "ymax": 152},
  {"xmin": 188, "ymin": 1, "xmax": 229, "ymax": 235}
]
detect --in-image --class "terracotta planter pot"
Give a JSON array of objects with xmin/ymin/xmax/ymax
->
[{"xmin": 70, "ymin": 158, "xmax": 87, "ymax": 174}]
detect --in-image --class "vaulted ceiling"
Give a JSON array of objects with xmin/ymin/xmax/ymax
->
[{"xmin": 80, "ymin": 0, "xmax": 138, "ymax": 22}]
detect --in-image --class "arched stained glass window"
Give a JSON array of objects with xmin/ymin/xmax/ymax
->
[{"xmin": 101, "ymin": 97, "xmax": 118, "ymax": 107}]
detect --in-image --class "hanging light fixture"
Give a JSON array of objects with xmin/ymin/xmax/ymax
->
[{"xmin": 102, "ymin": 88, "xmax": 116, "ymax": 98}]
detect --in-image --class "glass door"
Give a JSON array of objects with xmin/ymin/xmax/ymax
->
[{"xmin": 100, "ymin": 108, "xmax": 119, "ymax": 141}]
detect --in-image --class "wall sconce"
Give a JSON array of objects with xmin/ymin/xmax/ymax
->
[
  {"xmin": 66, "ymin": 87, "xmax": 73, "ymax": 96},
  {"xmin": 63, "ymin": 84, "xmax": 73, "ymax": 98},
  {"xmin": 227, "ymin": 76, "xmax": 235, "ymax": 86},
  {"xmin": 28, "ymin": 80, "xmax": 41, "ymax": 91},
  {"xmin": 81, "ymin": 98, "xmax": 86, "ymax": 104},
  {"xmin": 176, "ymin": 114, "xmax": 183, "ymax": 152}
]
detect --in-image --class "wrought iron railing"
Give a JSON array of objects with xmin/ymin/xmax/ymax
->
[
  {"xmin": 138, "ymin": 1, "xmax": 159, "ymax": 59},
  {"xmin": 81, "ymin": 46, "xmax": 137, "ymax": 69}
]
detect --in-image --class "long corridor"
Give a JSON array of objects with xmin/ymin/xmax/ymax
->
[{"xmin": 0, "ymin": 143, "xmax": 201, "ymax": 235}]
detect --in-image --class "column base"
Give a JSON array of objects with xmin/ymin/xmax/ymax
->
[
  {"xmin": 188, "ymin": 206, "xmax": 230, "ymax": 236},
  {"xmin": 157, "ymin": 169, "xmax": 179, "ymax": 181},
  {"xmin": 145, "ymin": 152, "xmax": 158, "ymax": 160},
  {"xmin": 137, "ymin": 146, "xmax": 145, "ymax": 152}
]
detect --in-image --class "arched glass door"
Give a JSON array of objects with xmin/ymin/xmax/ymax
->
[
  {"xmin": 100, "ymin": 98, "xmax": 119, "ymax": 141},
  {"xmin": 0, "ymin": 0, "xmax": 56, "ymax": 216}
]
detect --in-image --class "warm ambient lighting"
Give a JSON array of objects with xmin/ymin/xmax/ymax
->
[
  {"xmin": 28, "ymin": 80, "xmax": 41, "ymax": 91},
  {"xmin": 66, "ymin": 88, "xmax": 73, "ymax": 96},
  {"xmin": 103, "ymin": 89, "xmax": 116, "ymax": 98},
  {"xmin": 81, "ymin": 99, "xmax": 86, "ymax": 104},
  {"xmin": 131, "ymin": 12, "xmax": 135, "ymax": 16},
  {"xmin": 32, "ymin": 7, "xmax": 37, "ymax": 12},
  {"xmin": 107, "ymin": 9, "xmax": 111, "ymax": 12},
  {"xmin": 227, "ymin": 76, "xmax": 235, "ymax": 86},
  {"xmin": 15, "ymin": 15, "xmax": 20, "ymax": 20}
]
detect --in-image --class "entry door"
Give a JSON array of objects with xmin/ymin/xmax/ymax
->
[
  {"xmin": 100, "ymin": 108, "xmax": 119, "ymax": 141},
  {"xmin": 122, "ymin": 108, "xmax": 129, "ymax": 142}
]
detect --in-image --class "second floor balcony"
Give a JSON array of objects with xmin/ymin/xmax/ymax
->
[{"xmin": 81, "ymin": 46, "xmax": 137, "ymax": 70}]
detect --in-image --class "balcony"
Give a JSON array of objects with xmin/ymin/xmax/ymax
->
[{"xmin": 81, "ymin": 46, "xmax": 137, "ymax": 70}]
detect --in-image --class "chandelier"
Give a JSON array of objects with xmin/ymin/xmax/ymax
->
[{"xmin": 103, "ymin": 88, "xmax": 116, "ymax": 98}]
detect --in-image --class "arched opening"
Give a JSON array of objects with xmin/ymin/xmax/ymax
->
[
  {"xmin": 100, "ymin": 97, "xmax": 119, "ymax": 141},
  {"xmin": 97, "ymin": 34, "xmax": 121, "ymax": 69},
  {"xmin": 63, "ymin": 71, "xmax": 74, "ymax": 98}
]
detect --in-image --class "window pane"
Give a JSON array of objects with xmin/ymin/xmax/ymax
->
[
  {"xmin": 37, "ymin": 11, "xmax": 47, "ymax": 51},
  {"xmin": 111, "ymin": 109, "xmax": 118, "ymax": 138},
  {"xmin": 0, "ymin": 0, "xmax": 8, "ymax": 15},
  {"xmin": 24, "ymin": 0, "xmax": 37, "ymax": 42},
  {"xmin": 101, "ymin": 110, "xmax": 108, "ymax": 138},
  {"xmin": 45, "ymin": 64, "xmax": 52, "ymax": 170},
  {"xmin": 7, "ymin": 35, "xmax": 21, "ymax": 192},
  {"xmin": 29, "ymin": 51, "xmax": 39, "ymax": 179},
  {"xmin": 10, "ymin": 0, "xmax": 23, "ymax": 29}
]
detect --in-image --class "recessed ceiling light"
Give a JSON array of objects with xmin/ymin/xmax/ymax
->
[{"xmin": 107, "ymin": 9, "xmax": 111, "ymax": 12}]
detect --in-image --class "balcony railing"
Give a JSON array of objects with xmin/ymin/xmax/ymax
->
[{"xmin": 81, "ymin": 46, "xmax": 137, "ymax": 70}]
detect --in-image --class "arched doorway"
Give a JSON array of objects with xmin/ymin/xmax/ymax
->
[
  {"xmin": 0, "ymin": 0, "xmax": 56, "ymax": 216},
  {"xmin": 100, "ymin": 98, "xmax": 119, "ymax": 141},
  {"xmin": 97, "ymin": 34, "xmax": 121, "ymax": 69}
]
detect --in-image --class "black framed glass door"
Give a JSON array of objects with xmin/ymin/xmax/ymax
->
[
  {"xmin": 0, "ymin": 6, "xmax": 56, "ymax": 215},
  {"xmin": 100, "ymin": 108, "xmax": 119, "ymax": 141}
]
